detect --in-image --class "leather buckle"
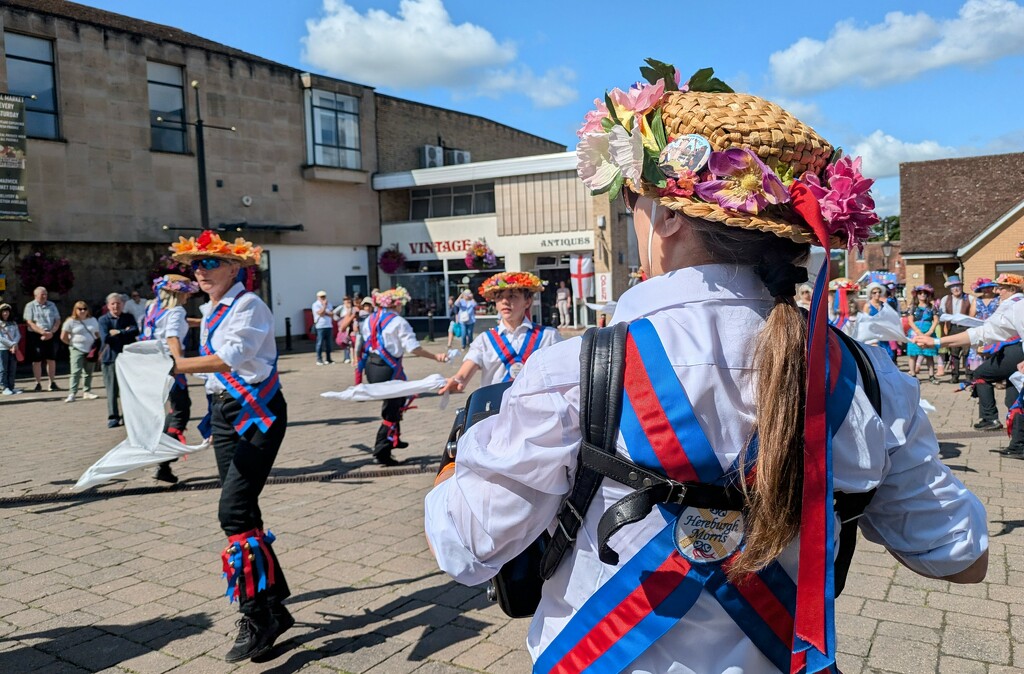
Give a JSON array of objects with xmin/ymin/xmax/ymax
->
[
  {"xmin": 556, "ymin": 498, "xmax": 583, "ymax": 543},
  {"xmin": 666, "ymin": 481, "xmax": 688, "ymax": 505}
]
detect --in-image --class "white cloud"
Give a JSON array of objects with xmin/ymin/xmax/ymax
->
[
  {"xmin": 771, "ymin": 98, "xmax": 823, "ymax": 126},
  {"xmin": 852, "ymin": 130, "xmax": 958, "ymax": 178},
  {"xmin": 770, "ymin": 0, "xmax": 1024, "ymax": 94},
  {"xmin": 302, "ymin": 0, "xmax": 577, "ymax": 107}
]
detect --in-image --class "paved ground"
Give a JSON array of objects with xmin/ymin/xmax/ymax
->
[{"xmin": 0, "ymin": 341, "xmax": 1021, "ymax": 673}]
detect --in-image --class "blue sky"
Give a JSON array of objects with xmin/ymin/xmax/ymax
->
[{"xmin": 78, "ymin": 0, "xmax": 1024, "ymax": 215}]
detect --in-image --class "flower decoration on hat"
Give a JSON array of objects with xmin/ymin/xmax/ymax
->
[
  {"xmin": 913, "ymin": 284, "xmax": 935, "ymax": 295},
  {"xmin": 169, "ymin": 230, "xmax": 262, "ymax": 267},
  {"xmin": 972, "ymin": 277, "xmax": 996, "ymax": 292},
  {"xmin": 827, "ymin": 278, "xmax": 859, "ymax": 293},
  {"xmin": 575, "ymin": 59, "xmax": 880, "ymax": 249},
  {"xmin": 995, "ymin": 273, "xmax": 1024, "ymax": 289},
  {"xmin": 1016, "ymin": 241, "xmax": 1024, "ymax": 259},
  {"xmin": 373, "ymin": 286, "xmax": 411, "ymax": 309},
  {"xmin": 465, "ymin": 239, "xmax": 498, "ymax": 271},
  {"xmin": 152, "ymin": 274, "xmax": 198, "ymax": 295},
  {"xmin": 478, "ymin": 272, "xmax": 545, "ymax": 300}
]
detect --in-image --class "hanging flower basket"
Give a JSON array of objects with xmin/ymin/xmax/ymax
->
[
  {"xmin": 16, "ymin": 251, "xmax": 74, "ymax": 296},
  {"xmin": 465, "ymin": 239, "xmax": 497, "ymax": 270},
  {"xmin": 378, "ymin": 244, "xmax": 406, "ymax": 274}
]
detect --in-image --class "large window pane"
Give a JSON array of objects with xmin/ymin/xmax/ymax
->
[
  {"xmin": 5, "ymin": 32, "xmax": 52, "ymax": 61},
  {"xmin": 314, "ymin": 109, "xmax": 336, "ymax": 145},
  {"xmin": 337, "ymin": 114, "xmax": 359, "ymax": 149},
  {"xmin": 453, "ymin": 194, "xmax": 472, "ymax": 216},
  {"xmin": 6, "ymin": 59, "xmax": 56, "ymax": 108},
  {"xmin": 410, "ymin": 198, "xmax": 429, "ymax": 220},
  {"xmin": 307, "ymin": 88, "xmax": 361, "ymax": 169},
  {"xmin": 147, "ymin": 61, "xmax": 186, "ymax": 153},
  {"xmin": 431, "ymin": 194, "xmax": 452, "ymax": 218},
  {"xmin": 147, "ymin": 61, "xmax": 182, "ymax": 85},
  {"xmin": 4, "ymin": 33, "xmax": 58, "ymax": 139},
  {"xmin": 474, "ymin": 189, "xmax": 495, "ymax": 214},
  {"xmin": 25, "ymin": 111, "xmax": 57, "ymax": 139}
]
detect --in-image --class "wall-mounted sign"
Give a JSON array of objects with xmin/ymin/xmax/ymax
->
[
  {"xmin": 540, "ymin": 235, "xmax": 592, "ymax": 249},
  {"xmin": 0, "ymin": 94, "xmax": 27, "ymax": 220},
  {"xmin": 596, "ymin": 272, "xmax": 612, "ymax": 303},
  {"xmin": 407, "ymin": 239, "xmax": 474, "ymax": 255}
]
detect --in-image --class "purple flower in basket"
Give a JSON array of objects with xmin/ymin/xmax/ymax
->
[{"xmin": 693, "ymin": 148, "xmax": 789, "ymax": 215}]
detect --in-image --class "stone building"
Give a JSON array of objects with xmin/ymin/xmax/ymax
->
[
  {"xmin": 0, "ymin": 0, "xmax": 567, "ymax": 336},
  {"xmin": 900, "ymin": 152, "xmax": 1024, "ymax": 293}
]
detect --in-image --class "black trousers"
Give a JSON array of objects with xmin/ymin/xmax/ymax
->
[
  {"xmin": 211, "ymin": 388, "xmax": 289, "ymax": 613},
  {"xmin": 945, "ymin": 325, "xmax": 969, "ymax": 379},
  {"xmin": 164, "ymin": 382, "xmax": 192, "ymax": 434},
  {"xmin": 974, "ymin": 343, "xmax": 1024, "ymax": 421},
  {"xmin": 364, "ymin": 355, "xmax": 404, "ymax": 457}
]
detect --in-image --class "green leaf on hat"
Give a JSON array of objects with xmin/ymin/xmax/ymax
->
[
  {"xmin": 640, "ymin": 58, "xmax": 678, "ymax": 91},
  {"xmin": 590, "ymin": 170, "xmax": 624, "ymax": 197},
  {"xmin": 601, "ymin": 116, "xmax": 615, "ymax": 132},
  {"xmin": 829, "ymin": 146, "xmax": 844, "ymax": 165},
  {"xmin": 649, "ymin": 110, "xmax": 668, "ymax": 150},
  {"xmin": 642, "ymin": 154, "xmax": 667, "ymax": 188},
  {"xmin": 686, "ymin": 67, "xmax": 734, "ymax": 93},
  {"xmin": 604, "ymin": 91, "xmax": 622, "ymax": 127},
  {"xmin": 606, "ymin": 172, "xmax": 625, "ymax": 202}
]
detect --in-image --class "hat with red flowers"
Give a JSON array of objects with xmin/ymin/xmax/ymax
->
[
  {"xmin": 995, "ymin": 273, "xmax": 1024, "ymax": 290},
  {"xmin": 575, "ymin": 60, "xmax": 879, "ymax": 249},
  {"xmin": 478, "ymin": 272, "xmax": 545, "ymax": 300},
  {"xmin": 169, "ymin": 230, "xmax": 262, "ymax": 267}
]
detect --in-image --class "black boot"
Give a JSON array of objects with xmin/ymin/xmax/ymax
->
[
  {"xmin": 224, "ymin": 608, "xmax": 279, "ymax": 663},
  {"xmin": 154, "ymin": 462, "xmax": 178, "ymax": 484},
  {"xmin": 270, "ymin": 602, "xmax": 295, "ymax": 641}
]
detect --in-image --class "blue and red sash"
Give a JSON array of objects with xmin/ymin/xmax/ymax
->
[
  {"xmin": 535, "ymin": 316, "xmax": 857, "ymax": 673},
  {"xmin": 201, "ymin": 293, "xmax": 280, "ymax": 434},
  {"xmin": 139, "ymin": 306, "xmax": 188, "ymax": 390},
  {"xmin": 484, "ymin": 324, "xmax": 545, "ymax": 381},
  {"xmin": 355, "ymin": 310, "xmax": 406, "ymax": 384}
]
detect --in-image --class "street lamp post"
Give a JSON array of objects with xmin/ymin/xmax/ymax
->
[
  {"xmin": 880, "ymin": 218, "xmax": 893, "ymax": 271},
  {"xmin": 160, "ymin": 81, "xmax": 235, "ymax": 230}
]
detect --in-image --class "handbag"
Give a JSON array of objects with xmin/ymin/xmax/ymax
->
[
  {"xmin": 85, "ymin": 343, "xmax": 100, "ymax": 362},
  {"xmin": 452, "ymin": 322, "xmax": 463, "ymax": 339}
]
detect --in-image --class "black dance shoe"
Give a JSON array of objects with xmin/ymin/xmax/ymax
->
[
  {"xmin": 376, "ymin": 455, "xmax": 402, "ymax": 467},
  {"xmin": 154, "ymin": 464, "xmax": 178, "ymax": 484},
  {"xmin": 224, "ymin": 613, "xmax": 279, "ymax": 663}
]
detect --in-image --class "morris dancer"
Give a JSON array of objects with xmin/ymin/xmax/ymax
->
[
  {"xmin": 426, "ymin": 61, "xmax": 987, "ymax": 673},
  {"xmin": 139, "ymin": 273, "xmax": 198, "ymax": 484},
  {"xmin": 440, "ymin": 272, "xmax": 561, "ymax": 394},
  {"xmin": 339, "ymin": 287, "xmax": 447, "ymax": 466},
  {"xmin": 169, "ymin": 231, "xmax": 292, "ymax": 662}
]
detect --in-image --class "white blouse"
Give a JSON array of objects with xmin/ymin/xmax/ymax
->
[
  {"xmin": 199, "ymin": 283, "xmax": 277, "ymax": 393},
  {"xmin": 464, "ymin": 318, "xmax": 562, "ymax": 386}
]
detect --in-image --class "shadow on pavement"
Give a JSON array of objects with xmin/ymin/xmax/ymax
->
[
  {"xmin": 288, "ymin": 416, "xmax": 380, "ymax": 428},
  {"xmin": 255, "ymin": 578, "xmax": 490, "ymax": 673},
  {"xmin": 938, "ymin": 441, "xmax": 976, "ymax": 472},
  {"xmin": 0, "ymin": 612, "xmax": 214, "ymax": 672},
  {"xmin": 992, "ymin": 519, "xmax": 1024, "ymax": 537}
]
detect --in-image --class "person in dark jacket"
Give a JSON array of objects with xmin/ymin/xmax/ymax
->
[{"xmin": 98, "ymin": 292, "xmax": 139, "ymax": 428}]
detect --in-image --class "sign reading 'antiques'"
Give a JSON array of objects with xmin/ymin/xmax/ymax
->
[{"xmin": 0, "ymin": 94, "xmax": 27, "ymax": 220}]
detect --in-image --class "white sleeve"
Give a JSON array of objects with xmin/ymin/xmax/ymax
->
[
  {"xmin": 396, "ymin": 318, "xmax": 422, "ymax": 354},
  {"xmin": 464, "ymin": 332, "xmax": 488, "ymax": 367},
  {"xmin": 966, "ymin": 300, "xmax": 1023, "ymax": 345},
  {"xmin": 858, "ymin": 354, "xmax": 988, "ymax": 578},
  {"xmin": 163, "ymin": 307, "xmax": 189, "ymax": 340},
  {"xmin": 425, "ymin": 339, "xmax": 582, "ymax": 586}
]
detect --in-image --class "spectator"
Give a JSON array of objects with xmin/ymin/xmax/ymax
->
[
  {"xmin": 444, "ymin": 295, "xmax": 457, "ymax": 349},
  {"xmin": 906, "ymin": 284, "xmax": 941, "ymax": 383},
  {"xmin": 60, "ymin": 300, "xmax": 101, "ymax": 402},
  {"xmin": 0, "ymin": 303, "xmax": 22, "ymax": 395},
  {"xmin": 23, "ymin": 286, "xmax": 61, "ymax": 392},
  {"xmin": 453, "ymin": 289, "xmax": 477, "ymax": 349},
  {"xmin": 124, "ymin": 290, "xmax": 148, "ymax": 330},
  {"xmin": 332, "ymin": 296, "xmax": 356, "ymax": 363},
  {"xmin": 795, "ymin": 283, "xmax": 813, "ymax": 310},
  {"xmin": 556, "ymin": 280, "xmax": 572, "ymax": 327},
  {"xmin": 311, "ymin": 290, "xmax": 334, "ymax": 365},
  {"xmin": 98, "ymin": 292, "xmax": 139, "ymax": 427},
  {"xmin": 938, "ymin": 275, "xmax": 972, "ymax": 383}
]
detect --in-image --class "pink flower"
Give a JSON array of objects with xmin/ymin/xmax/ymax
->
[
  {"xmin": 694, "ymin": 148, "xmax": 789, "ymax": 214},
  {"xmin": 608, "ymin": 79, "xmax": 665, "ymax": 125},
  {"xmin": 657, "ymin": 170, "xmax": 699, "ymax": 198},
  {"xmin": 577, "ymin": 99, "xmax": 609, "ymax": 138},
  {"xmin": 802, "ymin": 156, "xmax": 878, "ymax": 249}
]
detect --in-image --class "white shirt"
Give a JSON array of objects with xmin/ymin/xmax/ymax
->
[
  {"xmin": 464, "ymin": 317, "xmax": 562, "ymax": 386},
  {"xmin": 61, "ymin": 317, "xmax": 100, "ymax": 353},
  {"xmin": 312, "ymin": 299, "xmax": 333, "ymax": 329},
  {"xmin": 966, "ymin": 292, "xmax": 1024, "ymax": 345},
  {"xmin": 200, "ymin": 283, "xmax": 277, "ymax": 393},
  {"xmin": 125, "ymin": 298, "xmax": 149, "ymax": 329},
  {"xmin": 425, "ymin": 264, "xmax": 987, "ymax": 674},
  {"xmin": 359, "ymin": 310, "xmax": 421, "ymax": 359},
  {"xmin": 939, "ymin": 293, "xmax": 972, "ymax": 318},
  {"xmin": 143, "ymin": 305, "xmax": 188, "ymax": 343}
]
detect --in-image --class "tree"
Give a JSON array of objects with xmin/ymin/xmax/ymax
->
[{"xmin": 869, "ymin": 215, "xmax": 900, "ymax": 242}]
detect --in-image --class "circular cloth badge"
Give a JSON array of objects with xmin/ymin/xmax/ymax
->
[
  {"xmin": 508, "ymin": 362, "xmax": 524, "ymax": 379},
  {"xmin": 674, "ymin": 507, "xmax": 744, "ymax": 563},
  {"xmin": 658, "ymin": 134, "xmax": 713, "ymax": 177}
]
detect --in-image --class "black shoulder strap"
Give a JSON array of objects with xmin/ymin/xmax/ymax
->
[{"xmin": 539, "ymin": 322, "xmax": 628, "ymax": 580}]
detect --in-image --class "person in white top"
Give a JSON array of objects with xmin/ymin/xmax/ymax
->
[
  {"xmin": 426, "ymin": 62, "xmax": 987, "ymax": 674},
  {"xmin": 59, "ymin": 300, "xmax": 101, "ymax": 402},
  {"xmin": 937, "ymin": 275, "xmax": 973, "ymax": 383},
  {"xmin": 339, "ymin": 286, "xmax": 448, "ymax": 465},
  {"xmin": 124, "ymin": 290, "xmax": 149, "ymax": 330},
  {"xmin": 0, "ymin": 303, "xmax": 21, "ymax": 395},
  {"xmin": 168, "ymin": 231, "xmax": 293, "ymax": 663},
  {"xmin": 331, "ymin": 296, "xmax": 356, "ymax": 363},
  {"xmin": 555, "ymin": 280, "xmax": 572, "ymax": 327},
  {"xmin": 140, "ymin": 274, "xmax": 198, "ymax": 484},
  {"xmin": 311, "ymin": 290, "xmax": 335, "ymax": 365},
  {"xmin": 921, "ymin": 270, "xmax": 1024, "ymax": 453},
  {"xmin": 441, "ymin": 271, "xmax": 562, "ymax": 392}
]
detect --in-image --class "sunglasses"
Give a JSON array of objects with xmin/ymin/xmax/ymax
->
[
  {"xmin": 191, "ymin": 258, "xmax": 223, "ymax": 271},
  {"xmin": 870, "ymin": 290, "xmax": 883, "ymax": 294}
]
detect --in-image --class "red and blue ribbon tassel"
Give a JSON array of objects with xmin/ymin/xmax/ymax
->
[
  {"xmin": 220, "ymin": 529, "xmax": 277, "ymax": 603},
  {"xmin": 789, "ymin": 180, "xmax": 838, "ymax": 673}
]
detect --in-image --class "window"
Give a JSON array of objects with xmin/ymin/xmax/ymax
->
[
  {"xmin": 409, "ymin": 183, "xmax": 495, "ymax": 219},
  {"xmin": 307, "ymin": 89, "xmax": 360, "ymax": 169},
  {"xmin": 147, "ymin": 61, "xmax": 187, "ymax": 153},
  {"xmin": 4, "ymin": 32, "xmax": 58, "ymax": 139}
]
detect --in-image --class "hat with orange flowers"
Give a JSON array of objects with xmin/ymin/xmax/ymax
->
[{"xmin": 169, "ymin": 230, "xmax": 262, "ymax": 267}]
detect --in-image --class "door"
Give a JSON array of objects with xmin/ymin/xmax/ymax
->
[{"xmin": 345, "ymin": 275, "xmax": 368, "ymax": 300}]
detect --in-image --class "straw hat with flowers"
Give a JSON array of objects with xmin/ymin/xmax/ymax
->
[
  {"xmin": 576, "ymin": 60, "xmax": 878, "ymax": 249},
  {"xmin": 478, "ymin": 272, "xmax": 545, "ymax": 300},
  {"xmin": 373, "ymin": 287, "xmax": 411, "ymax": 309},
  {"xmin": 169, "ymin": 230, "xmax": 262, "ymax": 267}
]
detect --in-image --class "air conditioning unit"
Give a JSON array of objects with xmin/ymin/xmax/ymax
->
[
  {"xmin": 419, "ymin": 144, "xmax": 443, "ymax": 168},
  {"xmin": 444, "ymin": 149, "xmax": 471, "ymax": 165}
]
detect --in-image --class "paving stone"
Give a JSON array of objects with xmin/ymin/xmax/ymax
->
[
  {"xmin": 941, "ymin": 625, "xmax": 1011, "ymax": 664},
  {"xmin": 867, "ymin": 635, "xmax": 939, "ymax": 673}
]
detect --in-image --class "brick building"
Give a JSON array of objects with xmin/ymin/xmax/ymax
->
[
  {"xmin": 900, "ymin": 152, "xmax": 1024, "ymax": 294},
  {"xmin": 846, "ymin": 240, "xmax": 905, "ymax": 290},
  {"xmin": 0, "ymin": 0, "xmax": 566, "ymax": 336}
]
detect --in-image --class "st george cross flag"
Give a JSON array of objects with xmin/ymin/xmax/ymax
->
[{"xmin": 569, "ymin": 253, "xmax": 594, "ymax": 299}]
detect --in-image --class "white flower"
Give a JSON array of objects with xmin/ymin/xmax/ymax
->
[
  {"xmin": 608, "ymin": 120, "xmax": 644, "ymax": 185},
  {"xmin": 576, "ymin": 131, "xmax": 620, "ymax": 194}
]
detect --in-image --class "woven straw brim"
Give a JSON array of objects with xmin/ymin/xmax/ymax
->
[
  {"xmin": 171, "ymin": 250, "xmax": 258, "ymax": 267},
  {"xmin": 480, "ymin": 282, "xmax": 544, "ymax": 300},
  {"xmin": 641, "ymin": 90, "xmax": 839, "ymax": 247}
]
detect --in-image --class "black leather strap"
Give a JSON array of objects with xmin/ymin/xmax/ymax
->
[{"xmin": 540, "ymin": 323, "xmax": 628, "ymax": 580}]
